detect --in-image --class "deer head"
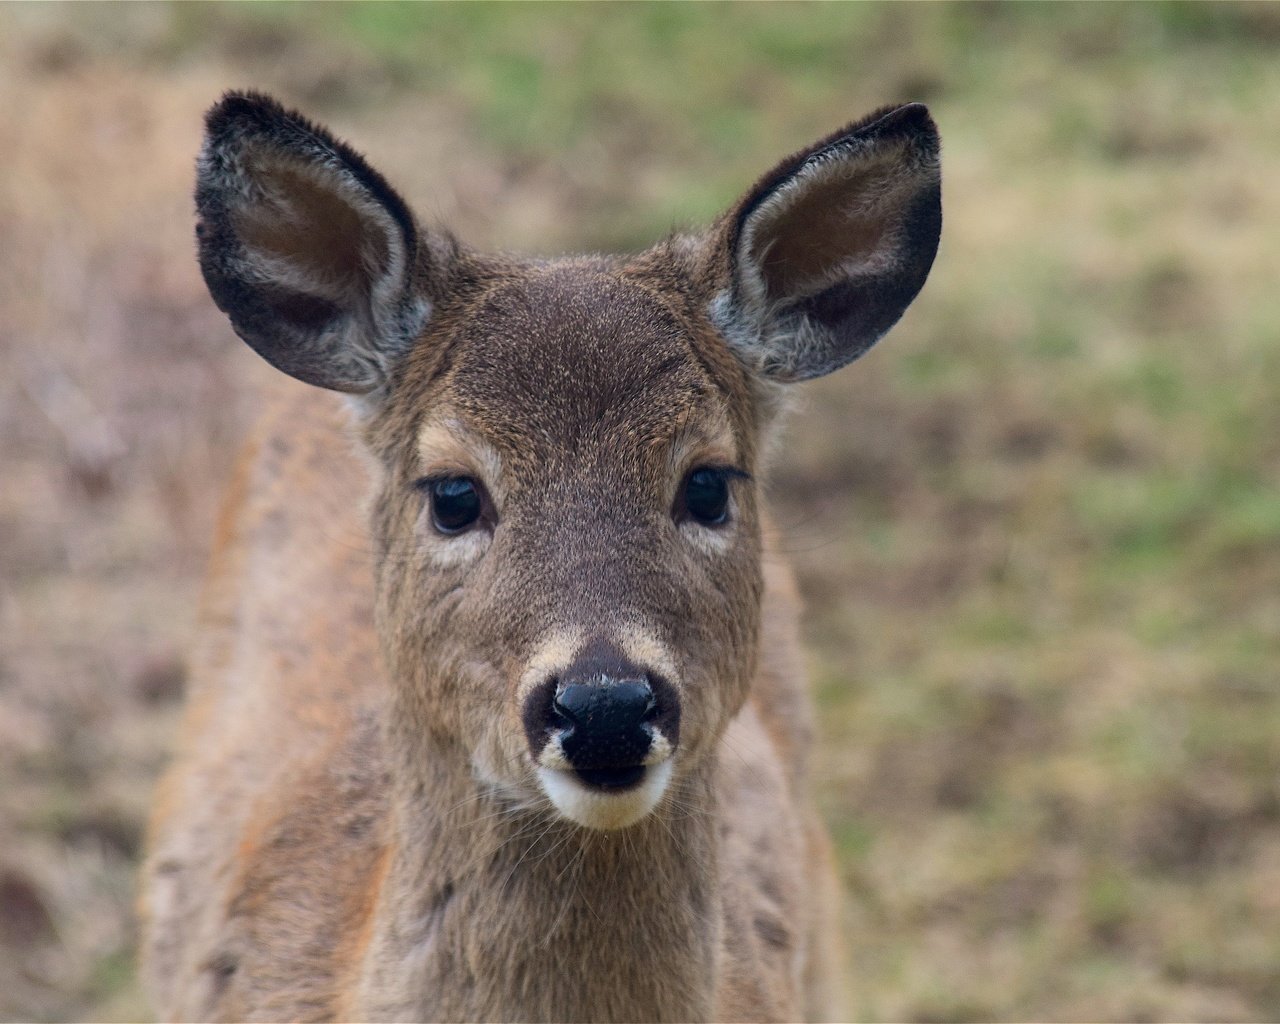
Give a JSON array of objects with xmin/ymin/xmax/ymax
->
[{"xmin": 194, "ymin": 91, "xmax": 940, "ymax": 831}]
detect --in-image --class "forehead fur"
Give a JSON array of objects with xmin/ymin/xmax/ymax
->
[{"xmin": 442, "ymin": 263, "xmax": 732, "ymax": 464}]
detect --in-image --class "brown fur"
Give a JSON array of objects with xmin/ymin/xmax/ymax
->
[{"xmin": 141, "ymin": 92, "xmax": 940, "ymax": 1022}]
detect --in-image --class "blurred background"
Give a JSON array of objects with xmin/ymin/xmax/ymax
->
[{"xmin": 1, "ymin": 3, "xmax": 1278, "ymax": 1020}]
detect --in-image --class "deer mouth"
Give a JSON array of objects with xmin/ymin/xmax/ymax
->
[
  {"xmin": 536, "ymin": 760, "xmax": 674, "ymax": 830},
  {"xmin": 573, "ymin": 764, "xmax": 647, "ymax": 791}
]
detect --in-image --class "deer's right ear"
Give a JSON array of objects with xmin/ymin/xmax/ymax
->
[
  {"xmin": 196, "ymin": 91, "xmax": 444, "ymax": 397},
  {"xmin": 711, "ymin": 103, "xmax": 942, "ymax": 382}
]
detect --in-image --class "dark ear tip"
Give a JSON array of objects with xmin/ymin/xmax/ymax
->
[
  {"xmin": 856, "ymin": 102, "xmax": 939, "ymax": 155},
  {"xmin": 884, "ymin": 101, "xmax": 933, "ymax": 124},
  {"xmin": 891, "ymin": 102, "xmax": 937, "ymax": 134},
  {"xmin": 203, "ymin": 90, "xmax": 316, "ymax": 150},
  {"xmin": 206, "ymin": 89, "xmax": 279, "ymax": 128}
]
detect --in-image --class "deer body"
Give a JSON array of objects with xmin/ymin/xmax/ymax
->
[{"xmin": 141, "ymin": 93, "xmax": 940, "ymax": 1022}]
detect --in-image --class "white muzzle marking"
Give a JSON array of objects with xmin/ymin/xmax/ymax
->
[{"xmin": 537, "ymin": 760, "xmax": 674, "ymax": 831}]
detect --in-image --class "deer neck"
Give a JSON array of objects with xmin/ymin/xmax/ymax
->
[{"xmin": 357, "ymin": 730, "xmax": 723, "ymax": 1023}]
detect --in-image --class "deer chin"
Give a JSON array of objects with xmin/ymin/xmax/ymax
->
[{"xmin": 537, "ymin": 760, "xmax": 674, "ymax": 830}]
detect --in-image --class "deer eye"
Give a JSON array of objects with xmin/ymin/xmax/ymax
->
[
  {"xmin": 420, "ymin": 476, "xmax": 483, "ymax": 535},
  {"xmin": 679, "ymin": 467, "xmax": 734, "ymax": 527}
]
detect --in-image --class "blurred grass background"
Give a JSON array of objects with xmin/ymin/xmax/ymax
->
[{"xmin": 1, "ymin": 2, "xmax": 1278, "ymax": 1020}]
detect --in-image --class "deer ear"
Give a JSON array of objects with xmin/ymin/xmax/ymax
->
[
  {"xmin": 712, "ymin": 103, "xmax": 941, "ymax": 382},
  {"xmin": 196, "ymin": 91, "xmax": 441, "ymax": 397}
]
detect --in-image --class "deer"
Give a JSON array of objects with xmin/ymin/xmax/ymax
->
[{"xmin": 139, "ymin": 90, "xmax": 941, "ymax": 1023}]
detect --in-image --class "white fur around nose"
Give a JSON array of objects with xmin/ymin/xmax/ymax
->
[{"xmin": 537, "ymin": 760, "xmax": 673, "ymax": 831}]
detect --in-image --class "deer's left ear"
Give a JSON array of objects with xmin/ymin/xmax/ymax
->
[{"xmin": 711, "ymin": 103, "xmax": 942, "ymax": 381}]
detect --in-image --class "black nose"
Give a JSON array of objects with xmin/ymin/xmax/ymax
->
[
  {"xmin": 552, "ymin": 678, "xmax": 656, "ymax": 770},
  {"xmin": 521, "ymin": 639, "xmax": 683, "ymax": 790}
]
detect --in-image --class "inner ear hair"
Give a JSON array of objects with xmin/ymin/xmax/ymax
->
[
  {"xmin": 233, "ymin": 155, "xmax": 394, "ymax": 300},
  {"xmin": 749, "ymin": 144, "xmax": 918, "ymax": 300}
]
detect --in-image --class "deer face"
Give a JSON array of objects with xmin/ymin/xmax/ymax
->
[
  {"xmin": 194, "ymin": 92, "xmax": 940, "ymax": 829},
  {"xmin": 369, "ymin": 267, "xmax": 763, "ymax": 828}
]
